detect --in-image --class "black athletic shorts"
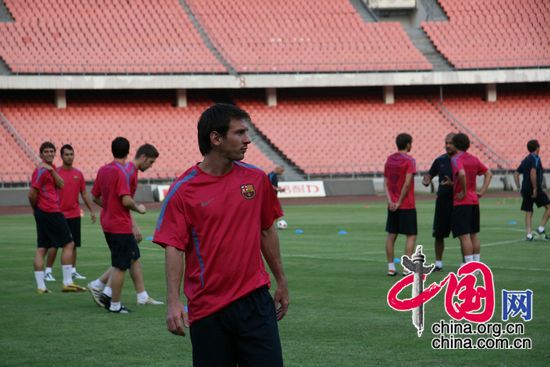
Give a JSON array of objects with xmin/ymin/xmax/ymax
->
[
  {"xmin": 66, "ymin": 217, "xmax": 81, "ymax": 247},
  {"xmin": 190, "ymin": 286, "xmax": 283, "ymax": 367},
  {"xmin": 451, "ymin": 205, "xmax": 480, "ymax": 238},
  {"xmin": 433, "ymin": 196, "xmax": 453, "ymax": 239},
  {"xmin": 386, "ymin": 208, "xmax": 417, "ymax": 235},
  {"xmin": 34, "ymin": 208, "xmax": 73, "ymax": 248},
  {"xmin": 104, "ymin": 232, "xmax": 140, "ymax": 271},
  {"xmin": 521, "ymin": 190, "xmax": 550, "ymax": 212}
]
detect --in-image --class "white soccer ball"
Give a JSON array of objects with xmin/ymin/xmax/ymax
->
[{"xmin": 276, "ymin": 219, "xmax": 288, "ymax": 230}]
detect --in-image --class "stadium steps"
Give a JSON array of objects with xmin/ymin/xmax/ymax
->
[
  {"xmin": 244, "ymin": 118, "xmax": 305, "ymax": 181},
  {"xmin": 0, "ymin": 57, "xmax": 12, "ymax": 74},
  {"xmin": 0, "ymin": 0, "xmax": 13, "ymax": 22},
  {"xmin": 178, "ymin": 0, "xmax": 237, "ymax": 76},
  {"xmin": 420, "ymin": 0, "xmax": 448, "ymax": 21},
  {"xmin": 429, "ymin": 99, "xmax": 509, "ymax": 169},
  {"xmin": 348, "ymin": 0, "xmax": 378, "ymax": 22},
  {"xmin": 0, "ymin": 111, "xmax": 38, "ymax": 164},
  {"xmin": 404, "ymin": 27, "xmax": 453, "ymax": 71}
]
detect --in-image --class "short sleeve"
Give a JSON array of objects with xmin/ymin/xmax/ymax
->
[
  {"xmin": 79, "ymin": 171, "xmax": 86, "ymax": 193},
  {"xmin": 516, "ymin": 161, "xmax": 524, "ymax": 173},
  {"xmin": 31, "ymin": 168, "xmax": 45, "ymax": 190},
  {"xmin": 407, "ymin": 158, "xmax": 416, "ymax": 174},
  {"xmin": 91, "ymin": 171, "xmax": 101, "ymax": 198},
  {"xmin": 428, "ymin": 158, "xmax": 439, "ymax": 178},
  {"xmin": 153, "ymin": 192, "xmax": 190, "ymax": 251},
  {"xmin": 260, "ymin": 174, "xmax": 283, "ymax": 229},
  {"xmin": 476, "ymin": 157, "xmax": 488, "ymax": 175}
]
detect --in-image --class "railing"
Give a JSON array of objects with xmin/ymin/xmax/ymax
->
[{"xmin": 0, "ymin": 111, "xmax": 39, "ymax": 165}]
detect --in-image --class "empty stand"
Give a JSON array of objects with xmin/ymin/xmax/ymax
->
[
  {"xmin": 0, "ymin": 122, "xmax": 35, "ymax": 183},
  {"xmin": 0, "ymin": 0, "xmax": 225, "ymax": 74},
  {"xmin": 0, "ymin": 98, "xmax": 276, "ymax": 183},
  {"xmin": 422, "ymin": 0, "xmax": 550, "ymax": 69},
  {"xmin": 187, "ymin": 0, "xmax": 431, "ymax": 72}
]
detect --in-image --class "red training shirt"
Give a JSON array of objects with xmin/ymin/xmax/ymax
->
[
  {"xmin": 57, "ymin": 166, "xmax": 86, "ymax": 219},
  {"xmin": 451, "ymin": 151, "xmax": 488, "ymax": 206},
  {"xmin": 125, "ymin": 161, "xmax": 138, "ymax": 197},
  {"xmin": 153, "ymin": 162, "xmax": 283, "ymax": 324},
  {"xmin": 31, "ymin": 165, "xmax": 60, "ymax": 213},
  {"xmin": 91, "ymin": 161, "xmax": 132, "ymax": 234},
  {"xmin": 384, "ymin": 152, "xmax": 417, "ymax": 210}
]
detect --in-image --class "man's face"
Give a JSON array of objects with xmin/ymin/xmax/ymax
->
[
  {"xmin": 138, "ymin": 156, "xmax": 157, "ymax": 172},
  {"xmin": 61, "ymin": 149, "xmax": 74, "ymax": 166},
  {"xmin": 445, "ymin": 138, "xmax": 456, "ymax": 155},
  {"xmin": 40, "ymin": 148, "xmax": 56, "ymax": 164},
  {"xmin": 218, "ymin": 119, "xmax": 251, "ymax": 161}
]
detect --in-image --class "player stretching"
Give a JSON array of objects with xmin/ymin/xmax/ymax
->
[
  {"xmin": 449, "ymin": 133, "xmax": 492, "ymax": 263},
  {"xmin": 384, "ymin": 133, "xmax": 417, "ymax": 276},
  {"xmin": 514, "ymin": 139, "xmax": 550, "ymax": 241}
]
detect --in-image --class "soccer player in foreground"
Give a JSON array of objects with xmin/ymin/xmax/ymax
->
[
  {"xmin": 153, "ymin": 104, "xmax": 289, "ymax": 366},
  {"xmin": 90, "ymin": 137, "xmax": 146, "ymax": 313},
  {"xmin": 514, "ymin": 139, "xmax": 550, "ymax": 241},
  {"xmin": 29, "ymin": 142, "xmax": 87, "ymax": 293},
  {"xmin": 422, "ymin": 133, "xmax": 456, "ymax": 271},
  {"xmin": 449, "ymin": 133, "xmax": 492, "ymax": 263},
  {"xmin": 44, "ymin": 144, "xmax": 96, "ymax": 282},
  {"xmin": 88, "ymin": 144, "xmax": 163, "ymax": 306},
  {"xmin": 384, "ymin": 133, "xmax": 417, "ymax": 276}
]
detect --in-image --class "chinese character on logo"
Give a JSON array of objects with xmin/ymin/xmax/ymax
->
[{"xmin": 502, "ymin": 289, "xmax": 533, "ymax": 322}]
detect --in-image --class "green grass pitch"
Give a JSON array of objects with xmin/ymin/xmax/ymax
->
[{"xmin": 0, "ymin": 196, "xmax": 548, "ymax": 366}]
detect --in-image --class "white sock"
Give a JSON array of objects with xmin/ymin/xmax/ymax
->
[
  {"xmin": 538, "ymin": 226, "xmax": 545, "ymax": 233},
  {"xmin": 45, "ymin": 267, "xmax": 53, "ymax": 274},
  {"xmin": 436, "ymin": 260, "xmax": 443, "ymax": 268},
  {"xmin": 103, "ymin": 286, "xmax": 113, "ymax": 297},
  {"xmin": 137, "ymin": 291, "xmax": 149, "ymax": 302},
  {"xmin": 110, "ymin": 302, "xmax": 121, "ymax": 311},
  {"xmin": 472, "ymin": 254, "xmax": 480, "ymax": 262},
  {"xmin": 464, "ymin": 255, "xmax": 474, "ymax": 263},
  {"xmin": 35, "ymin": 271, "xmax": 46, "ymax": 289},
  {"xmin": 388, "ymin": 262, "xmax": 396, "ymax": 272},
  {"xmin": 72, "ymin": 267, "xmax": 77, "ymax": 274},
  {"xmin": 91, "ymin": 279, "xmax": 106, "ymax": 290},
  {"xmin": 527, "ymin": 233, "xmax": 534, "ymax": 239},
  {"xmin": 62, "ymin": 265, "xmax": 73, "ymax": 286}
]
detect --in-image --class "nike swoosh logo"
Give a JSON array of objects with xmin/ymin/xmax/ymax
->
[{"xmin": 201, "ymin": 199, "xmax": 213, "ymax": 207}]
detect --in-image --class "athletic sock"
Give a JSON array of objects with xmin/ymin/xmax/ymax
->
[
  {"xmin": 388, "ymin": 262, "xmax": 396, "ymax": 272},
  {"xmin": 137, "ymin": 291, "xmax": 149, "ymax": 302},
  {"xmin": 91, "ymin": 279, "xmax": 106, "ymax": 290},
  {"xmin": 110, "ymin": 302, "xmax": 121, "ymax": 312},
  {"xmin": 103, "ymin": 286, "xmax": 113, "ymax": 297},
  {"xmin": 527, "ymin": 233, "xmax": 534, "ymax": 240},
  {"xmin": 62, "ymin": 265, "xmax": 73, "ymax": 286},
  {"xmin": 436, "ymin": 260, "xmax": 443, "ymax": 268},
  {"xmin": 35, "ymin": 271, "xmax": 46, "ymax": 290},
  {"xmin": 464, "ymin": 255, "xmax": 474, "ymax": 263},
  {"xmin": 71, "ymin": 267, "xmax": 77, "ymax": 274},
  {"xmin": 472, "ymin": 254, "xmax": 480, "ymax": 262},
  {"xmin": 538, "ymin": 226, "xmax": 545, "ymax": 234},
  {"xmin": 45, "ymin": 267, "xmax": 53, "ymax": 275}
]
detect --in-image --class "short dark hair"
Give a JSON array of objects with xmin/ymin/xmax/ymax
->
[
  {"xmin": 527, "ymin": 139, "xmax": 539, "ymax": 153},
  {"xmin": 39, "ymin": 141, "xmax": 56, "ymax": 154},
  {"xmin": 452, "ymin": 133, "xmax": 470, "ymax": 152},
  {"xmin": 135, "ymin": 143, "xmax": 159, "ymax": 159},
  {"xmin": 395, "ymin": 133, "xmax": 412, "ymax": 150},
  {"xmin": 60, "ymin": 144, "xmax": 74, "ymax": 156},
  {"xmin": 197, "ymin": 104, "xmax": 250, "ymax": 156},
  {"xmin": 111, "ymin": 137, "xmax": 130, "ymax": 159}
]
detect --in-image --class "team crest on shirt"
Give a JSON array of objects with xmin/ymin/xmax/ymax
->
[
  {"xmin": 73, "ymin": 175, "xmax": 79, "ymax": 180},
  {"xmin": 240, "ymin": 184, "xmax": 256, "ymax": 199}
]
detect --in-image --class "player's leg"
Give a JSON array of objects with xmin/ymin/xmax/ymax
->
[
  {"xmin": 107, "ymin": 234, "xmax": 134, "ymax": 313},
  {"xmin": 34, "ymin": 247, "xmax": 49, "ymax": 293},
  {"xmin": 521, "ymin": 194, "xmax": 535, "ymax": 240},
  {"xmin": 385, "ymin": 208, "xmax": 399, "ymax": 276},
  {"xmin": 190, "ymin": 310, "xmax": 238, "ymax": 366},
  {"xmin": 535, "ymin": 192, "xmax": 550, "ymax": 239},
  {"xmin": 458, "ymin": 234, "xmax": 474, "ymax": 262},
  {"xmin": 434, "ymin": 238, "xmax": 444, "ymax": 271},
  {"xmin": 470, "ymin": 205, "xmax": 481, "ymax": 262},
  {"xmin": 401, "ymin": 209, "xmax": 417, "ymax": 275},
  {"xmin": 68, "ymin": 217, "xmax": 85, "ymax": 279},
  {"xmin": 45, "ymin": 247, "xmax": 57, "ymax": 281},
  {"xmin": 471, "ymin": 232, "xmax": 481, "ymax": 262},
  {"xmin": 33, "ymin": 208, "xmax": 52, "ymax": 292}
]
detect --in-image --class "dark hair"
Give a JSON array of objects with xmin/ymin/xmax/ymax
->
[
  {"xmin": 60, "ymin": 144, "xmax": 74, "ymax": 156},
  {"xmin": 527, "ymin": 139, "xmax": 539, "ymax": 153},
  {"xmin": 395, "ymin": 133, "xmax": 412, "ymax": 150},
  {"xmin": 111, "ymin": 137, "xmax": 130, "ymax": 159},
  {"xmin": 452, "ymin": 133, "xmax": 470, "ymax": 152},
  {"xmin": 197, "ymin": 104, "xmax": 250, "ymax": 156},
  {"xmin": 135, "ymin": 143, "xmax": 159, "ymax": 159},
  {"xmin": 39, "ymin": 141, "xmax": 56, "ymax": 154}
]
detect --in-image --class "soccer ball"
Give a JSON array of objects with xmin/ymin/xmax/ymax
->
[{"xmin": 276, "ymin": 219, "xmax": 288, "ymax": 230}]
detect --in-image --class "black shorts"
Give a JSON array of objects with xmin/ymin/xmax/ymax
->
[
  {"xmin": 451, "ymin": 205, "xmax": 480, "ymax": 238},
  {"xmin": 190, "ymin": 286, "xmax": 283, "ymax": 367},
  {"xmin": 104, "ymin": 232, "xmax": 140, "ymax": 271},
  {"xmin": 433, "ymin": 196, "xmax": 453, "ymax": 239},
  {"xmin": 34, "ymin": 208, "xmax": 73, "ymax": 248},
  {"xmin": 521, "ymin": 190, "xmax": 550, "ymax": 212},
  {"xmin": 66, "ymin": 217, "xmax": 81, "ymax": 247},
  {"xmin": 386, "ymin": 208, "xmax": 417, "ymax": 235}
]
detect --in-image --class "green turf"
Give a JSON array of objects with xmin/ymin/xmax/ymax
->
[{"xmin": 1, "ymin": 197, "xmax": 549, "ymax": 366}]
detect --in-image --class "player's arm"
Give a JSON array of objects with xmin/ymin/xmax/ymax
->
[
  {"xmin": 422, "ymin": 173, "xmax": 433, "ymax": 187},
  {"xmin": 383, "ymin": 177, "xmax": 396, "ymax": 211},
  {"xmin": 165, "ymin": 246, "xmax": 187, "ymax": 335},
  {"xmin": 80, "ymin": 190, "xmax": 97, "ymax": 223},
  {"xmin": 92, "ymin": 195, "xmax": 103, "ymax": 208},
  {"xmin": 28, "ymin": 187, "xmax": 38, "ymax": 209},
  {"xmin": 121, "ymin": 195, "xmax": 146, "ymax": 214},
  {"xmin": 131, "ymin": 216, "xmax": 142, "ymax": 243},
  {"xmin": 530, "ymin": 168, "xmax": 537, "ymax": 198},
  {"xmin": 261, "ymin": 224, "xmax": 289, "ymax": 321},
  {"xmin": 395, "ymin": 172, "xmax": 413, "ymax": 209},
  {"xmin": 457, "ymin": 169, "xmax": 467, "ymax": 200},
  {"xmin": 477, "ymin": 170, "xmax": 493, "ymax": 198},
  {"xmin": 513, "ymin": 171, "xmax": 521, "ymax": 191}
]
